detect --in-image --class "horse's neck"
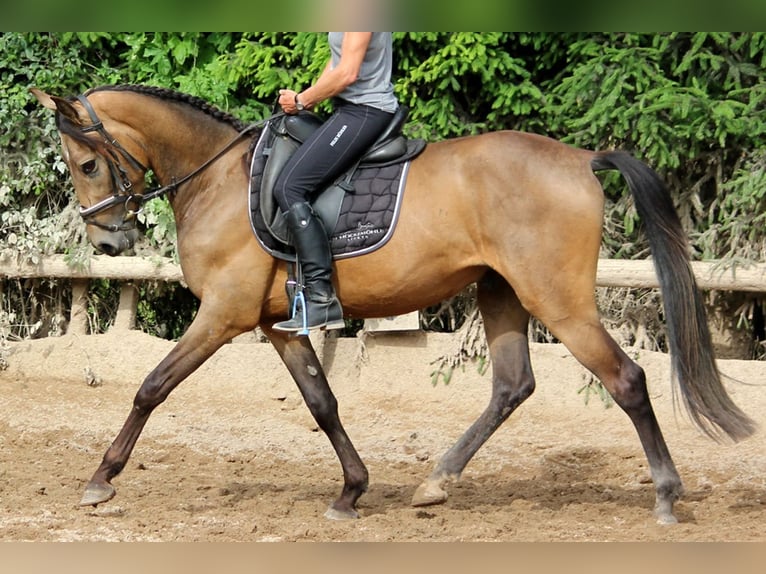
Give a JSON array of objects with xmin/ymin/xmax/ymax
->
[
  {"xmin": 143, "ymin": 113, "xmax": 238, "ymax": 184},
  {"xmin": 120, "ymin": 102, "xmax": 241, "ymax": 218},
  {"xmin": 148, "ymin": 117, "xmax": 249, "ymax": 226},
  {"xmin": 90, "ymin": 91, "xmax": 231, "ymax": 179}
]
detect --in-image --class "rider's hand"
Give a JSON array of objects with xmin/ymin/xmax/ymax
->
[{"xmin": 278, "ymin": 89, "xmax": 299, "ymax": 115}]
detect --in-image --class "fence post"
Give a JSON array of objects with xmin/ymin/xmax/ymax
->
[
  {"xmin": 309, "ymin": 329, "xmax": 326, "ymax": 368},
  {"xmin": 68, "ymin": 279, "xmax": 89, "ymax": 335},
  {"xmin": 112, "ymin": 282, "xmax": 138, "ymax": 331}
]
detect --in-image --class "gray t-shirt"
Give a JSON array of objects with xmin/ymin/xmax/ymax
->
[{"xmin": 328, "ymin": 32, "xmax": 398, "ymax": 113}]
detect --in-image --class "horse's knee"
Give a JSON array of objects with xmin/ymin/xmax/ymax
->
[
  {"xmin": 608, "ymin": 360, "xmax": 650, "ymax": 412},
  {"xmin": 133, "ymin": 372, "xmax": 170, "ymax": 413},
  {"xmin": 303, "ymin": 389, "xmax": 339, "ymax": 430}
]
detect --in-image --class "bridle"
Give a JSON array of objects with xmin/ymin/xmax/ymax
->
[{"xmin": 72, "ymin": 93, "xmax": 279, "ymax": 232}]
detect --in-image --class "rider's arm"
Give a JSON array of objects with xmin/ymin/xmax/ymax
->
[{"xmin": 278, "ymin": 32, "xmax": 372, "ymax": 113}]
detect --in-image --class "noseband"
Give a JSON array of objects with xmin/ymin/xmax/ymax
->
[{"xmin": 72, "ymin": 94, "xmax": 275, "ymax": 233}]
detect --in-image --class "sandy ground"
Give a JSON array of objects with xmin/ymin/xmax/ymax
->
[{"xmin": 0, "ymin": 329, "xmax": 764, "ymax": 542}]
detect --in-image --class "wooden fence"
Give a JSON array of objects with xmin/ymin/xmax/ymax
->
[{"xmin": 2, "ymin": 255, "xmax": 765, "ymax": 335}]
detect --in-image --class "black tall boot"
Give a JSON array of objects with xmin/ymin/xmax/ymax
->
[{"xmin": 273, "ymin": 202, "xmax": 344, "ymax": 333}]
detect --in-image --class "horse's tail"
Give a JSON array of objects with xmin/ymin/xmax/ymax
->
[{"xmin": 591, "ymin": 150, "xmax": 756, "ymax": 442}]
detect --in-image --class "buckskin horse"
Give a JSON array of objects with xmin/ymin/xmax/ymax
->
[{"xmin": 32, "ymin": 84, "xmax": 755, "ymax": 525}]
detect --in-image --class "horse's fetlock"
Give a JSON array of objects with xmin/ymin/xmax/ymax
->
[
  {"xmin": 655, "ymin": 475, "xmax": 684, "ymax": 501},
  {"xmin": 108, "ymin": 461, "xmax": 126, "ymax": 479}
]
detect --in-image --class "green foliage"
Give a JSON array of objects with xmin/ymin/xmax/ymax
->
[
  {"xmin": 221, "ymin": 33, "xmax": 330, "ymax": 120},
  {"xmin": 1, "ymin": 32, "xmax": 764, "ymax": 354},
  {"xmin": 578, "ymin": 374, "xmax": 615, "ymax": 409},
  {"xmin": 546, "ymin": 33, "xmax": 766, "ymax": 261},
  {"xmin": 84, "ymin": 279, "xmax": 119, "ymax": 334},
  {"xmin": 135, "ymin": 282, "xmax": 198, "ymax": 340},
  {"xmin": 121, "ymin": 33, "xmax": 241, "ymax": 110},
  {"xmin": 394, "ymin": 32, "xmax": 549, "ymax": 138},
  {"xmin": 702, "ymin": 153, "xmax": 766, "ymax": 262},
  {"xmin": 137, "ymin": 196, "xmax": 177, "ymax": 260}
]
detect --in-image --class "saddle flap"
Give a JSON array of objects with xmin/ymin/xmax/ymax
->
[
  {"xmin": 260, "ymin": 117, "xmax": 299, "ymax": 238},
  {"xmin": 360, "ymin": 135, "xmax": 407, "ymax": 164}
]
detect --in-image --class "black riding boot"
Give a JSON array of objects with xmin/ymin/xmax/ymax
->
[{"xmin": 273, "ymin": 202, "xmax": 344, "ymax": 333}]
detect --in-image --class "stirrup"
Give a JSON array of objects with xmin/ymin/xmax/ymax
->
[
  {"xmin": 273, "ymin": 290, "xmax": 344, "ymax": 335},
  {"xmin": 293, "ymin": 290, "xmax": 310, "ymax": 336},
  {"xmin": 274, "ymin": 251, "xmax": 344, "ymax": 335},
  {"xmin": 273, "ymin": 290, "xmax": 309, "ymax": 335}
]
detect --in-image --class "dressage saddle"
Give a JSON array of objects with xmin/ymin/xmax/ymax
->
[{"xmin": 258, "ymin": 106, "xmax": 411, "ymax": 245}]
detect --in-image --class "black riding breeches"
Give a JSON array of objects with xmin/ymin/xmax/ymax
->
[{"xmin": 273, "ymin": 99, "xmax": 394, "ymax": 212}]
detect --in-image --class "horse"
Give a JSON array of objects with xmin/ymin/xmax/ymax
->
[{"xmin": 31, "ymin": 84, "xmax": 755, "ymax": 525}]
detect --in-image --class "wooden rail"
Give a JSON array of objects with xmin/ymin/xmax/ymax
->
[
  {"xmin": 0, "ymin": 255, "xmax": 184, "ymax": 335},
  {"xmin": 2, "ymin": 255, "xmax": 765, "ymax": 334},
  {"xmin": 596, "ymin": 259, "xmax": 766, "ymax": 292},
  {"xmin": 2, "ymin": 255, "xmax": 185, "ymax": 282}
]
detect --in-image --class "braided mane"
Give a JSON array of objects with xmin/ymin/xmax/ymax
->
[{"xmin": 86, "ymin": 84, "xmax": 249, "ymax": 132}]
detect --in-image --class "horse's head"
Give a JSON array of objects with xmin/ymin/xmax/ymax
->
[{"xmin": 31, "ymin": 88, "xmax": 146, "ymax": 256}]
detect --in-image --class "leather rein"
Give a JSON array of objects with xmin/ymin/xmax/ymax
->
[{"xmin": 73, "ymin": 94, "xmax": 281, "ymax": 232}]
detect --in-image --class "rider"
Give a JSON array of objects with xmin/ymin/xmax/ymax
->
[{"xmin": 272, "ymin": 32, "xmax": 399, "ymax": 333}]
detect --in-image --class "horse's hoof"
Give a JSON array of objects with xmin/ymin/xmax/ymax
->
[
  {"xmin": 654, "ymin": 499, "xmax": 679, "ymax": 525},
  {"xmin": 655, "ymin": 513, "xmax": 678, "ymax": 525},
  {"xmin": 79, "ymin": 481, "xmax": 116, "ymax": 507},
  {"xmin": 324, "ymin": 506, "xmax": 359, "ymax": 520},
  {"xmin": 411, "ymin": 480, "xmax": 448, "ymax": 507}
]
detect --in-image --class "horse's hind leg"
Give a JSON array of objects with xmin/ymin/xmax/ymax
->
[
  {"xmin": 412, "ymin": 271, "xmax": 535, "ymax": 507},
  {"xmin": 533, "ymin": 306, "xmax": 683, "ymax": 524},
  {"xmin": 263, "ymin": 326, "xmax": 368, "ymax": 520}
]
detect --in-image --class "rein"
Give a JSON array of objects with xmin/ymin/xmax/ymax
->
[{"xmin": 74, "ymin": 93, "xmax": 283, "ymax": 232}]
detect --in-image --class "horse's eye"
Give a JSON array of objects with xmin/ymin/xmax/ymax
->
[{"xmin": 81, "ymin": 159, "xmax": 97, "ymax": 175}]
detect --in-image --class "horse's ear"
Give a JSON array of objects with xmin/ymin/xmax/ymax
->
[
  {"xmin": 30, "ymin": 88, "xmax": 81, "ymax": 124},
  {"xmin": 30, "ymin": 88, "xmax": 58, "ymax": 110}
]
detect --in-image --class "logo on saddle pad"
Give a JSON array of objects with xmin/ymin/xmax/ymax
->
[{"xmin": 334, "ymin": 221, "xmax": 384, "ymax": 243}]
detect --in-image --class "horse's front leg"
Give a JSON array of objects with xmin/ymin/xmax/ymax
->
[
  {"xmin": 263, "ymin": 326, "xmax": 368, "ymax": 520},
  {"xmin": 80, "ymin": 300, "xmax": 244, "ymax": 507}
]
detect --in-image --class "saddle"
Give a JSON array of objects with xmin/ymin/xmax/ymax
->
[{"xmin": 254, "ymin": 106, "xmax": 422, "ymax": 247}]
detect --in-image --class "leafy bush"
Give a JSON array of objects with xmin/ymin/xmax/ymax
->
[{"xmin": 1, "ymin": 33, "xmax": 763, "ymax": 357}]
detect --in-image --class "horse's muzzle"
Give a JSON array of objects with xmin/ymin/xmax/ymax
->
[{"xmin": 92, "ymin": 227, "xmax": 139, "ymax": 256}]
